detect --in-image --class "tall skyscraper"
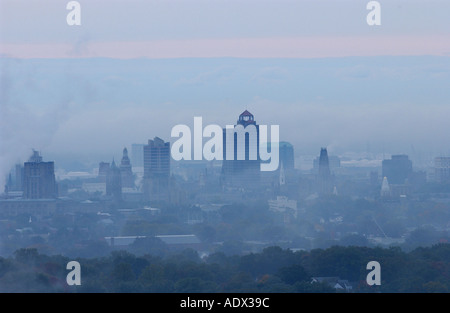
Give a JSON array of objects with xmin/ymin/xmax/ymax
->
[
  {"xmin": 15, "ymin": 164, "xmax": 24, "ymax": 191},
  {"xmin": 279, "ymin": 142, "xmax": 294, "ymax": 171},
  {"xmin": 23, "ymin": 151, "xmax": 56, "ymax": 199},
  {"xmin": 106, "ymin": 159, "xmax": 122, "ymax": 201},
  {"xmin": 313, "ymin": 154, "xmax": 340, "ymax": 173},
  {"xmin": 316, "ymin": 147, "xmax": 333, "ymax": 195},
  {"xmin": 221, "ymin": 110, "xmax": 260, "ymax": 189},
  {"xmin": 120, "ymin": 147, "xmax": 134, "ymax": 188},
  {"xmin": 382, "ymin": 155, "xmax": 412, "ymax": 185},
  {"xmin": 98, "ymin": 162, "xmax": 110, "ymax": 183},
  {"xmin": 434, "ymin": 157, "xmax": 450, "ymax": 183},
  {"xmin": 318, "ymin": 148, "xmax": 331, "ymax": 179},
  {"xmin": 143, "ymin": 137, "xmax": 170, "ymax": 202}
]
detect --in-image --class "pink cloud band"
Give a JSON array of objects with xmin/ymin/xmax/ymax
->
[{"xmin": 2, "ymin": 35, "xmax": 450, "ymax": 59}]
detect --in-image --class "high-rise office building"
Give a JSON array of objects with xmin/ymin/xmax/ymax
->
[
  {"xmin": 143, "ymin": 137, "xmax": 170, "ymax": 202},
  {"xmin": 434, "ymin": 157, "xmax": 450, "ymax": 183},
  {"xmin": 316, "ymin": 147, "xmax": 333, "ymax": 195},
  {"xmin": 15, "ymin": 164, "xmax": 24, "ymax": 191},
  {"xmin": 120, "ymin": 147, "xmax": 134, "ymax": 188},
  {"xmin": 279, "ymin": 142, "xmax": 295, "ymax": 171},
  {"xmin": 98, "ymin": 162, "xmax": 110, "ymax": 183},
  {"xmin": 313, "ymin": 154, "xmax": 340, "ymax": 174},
  {"xmin": 221, "ymin": 110, "xmax": 260, "ymax": 189},
  {"xmin": 318, "ymin": 148, "xmax": 331, "ymax": 179},
  {"xmin": 23, "ymin": 151, "xmax": 56, "ymax": 199},
  {"xmin": 382, "ymin": 155, "xmax": 412, "ymax": 185}
]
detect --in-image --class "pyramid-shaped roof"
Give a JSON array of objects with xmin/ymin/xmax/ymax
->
[{"xmin": 240, "ymin": 110, "xmax": 253, "ymax": 117}]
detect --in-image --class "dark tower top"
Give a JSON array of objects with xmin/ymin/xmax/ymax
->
[
  {"xmin": 120, "ymin": 147, "xmax": 134, "ymax": 188},
  {"xmin": 237, "ymin": 110, "xmax": 256, "ymax": 127},
  {"xmin": 23, "ymin": 151, "xmax": 56, "ymax": 199},
  {"xmin": 222, "ymin": 110, "xmax": 260, "ymax": 189},
  {"xmin": 29, "ymin": 150, "xmax": 43, "ymax": 163},
  {"xmin": 318, "ymin": 148, "xmax": 331, "ymax": 178},
  {"xmin": 121, "ymin": 147, "xmax": 131, "ymax": 167},
  {"xmin": 107, "ymin": 158, "xmax": 122, "ymax": 200}
]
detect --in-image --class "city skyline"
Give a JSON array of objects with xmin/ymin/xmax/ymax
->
[
  {"xmin": 2, "ymin": 1, "xmax": 450, "ymax": 177},
  {"xmin": 2, "ymin": 100, "xmax": 449, "ymax": 180},
  {"xmin": 1, "ymin": 0, "xmax": 450, "ymax": 295}
]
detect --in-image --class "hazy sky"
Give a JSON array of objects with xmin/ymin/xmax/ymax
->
[
  {"xmin": 1, "ymin": 0, "xmax": 450, "ymax": 180},
  {"xmin": 1, "ymin": 0, "xmax": 450, "ymax": 58}
]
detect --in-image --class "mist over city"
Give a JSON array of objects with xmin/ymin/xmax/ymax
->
[{"xmin": 0, "ymin": 0, "xmax": 449, "ymax": 295}]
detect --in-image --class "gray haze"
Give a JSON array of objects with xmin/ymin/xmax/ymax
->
[{"xmin": 1, "ymin": 56, "xmax": 450, "ymax": 180}]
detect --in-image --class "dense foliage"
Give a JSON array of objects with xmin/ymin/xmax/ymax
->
[{"xmin": 0, "ymin": 244, "xmax": 448, "ymax": 293}]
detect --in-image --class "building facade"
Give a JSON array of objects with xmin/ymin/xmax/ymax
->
[
  {"xmin": 23, "ymin": 151, "xmax": 57, "ymax": 199},
  {"xmin": 382, "ymin": 155, "xmax": 412, "ymax": 185},
  {"xmin": 120, "ymin": 147, "xmax": 134, "ymax": 188},
  {"xmin": 279, "ymin": 141, "xmax": 295, "ymax": 171},
  {"xmin": 316, "ymin": 147, "xmax": 333, "ymax": 195},
  {"xmin": 143, "ymin": 137, "xmax": 171, "ymax": 202},
  {"xmin": 221, "ymin": 110, "xmax": 261, "ymax": 189},
  {"xmin": 106, "ymin": 160, "xmax": 122, "ymax": 200},
  {"xmin": 434, "ymin": 157, "xmax": 450, "ymax": 183}
]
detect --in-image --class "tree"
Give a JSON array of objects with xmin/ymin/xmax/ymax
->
[
  {"xmin": 174, "ymin": 277, "xmax": 217, "ymax": 293},
  {"xmin": 277, "ymin": 264, "xmax": 310, "ymax": 284},
  {"xmin": 14, "ymin": 248, "xmax": 39, "ymax": 265},
  {"xmin": 112, "ymin": 262, "xmax": 135, "ymax": 282},
  {"xmin": 405, "ymin": 226, "xmax": 443, "ymax": 250},
  {"xmin": 422, "ymin": 281, "xmax": 449, "ymax": 293}
]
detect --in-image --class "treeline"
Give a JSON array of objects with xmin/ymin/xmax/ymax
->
[{"xmin": 0, "ymin": 244, "xmax": 449, "ymax": 293}]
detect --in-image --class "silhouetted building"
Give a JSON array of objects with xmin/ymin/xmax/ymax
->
[
  {"xmin": 143, "ymin": 137, "xmax": 170, "ymax": 202},
  {"xmin": 221, "ymin": 110, "xmax": 260, "ymax": 189},
  {"xmin": 279, "ymin": 142, "xmax": 294, "ymax": 171},
  {"xmin": 313, "ymin": 155, "xmax": 340, "ymax": 173},
  {"xmin": 382, "ymin": 155, "xmax": 412, "ymax": 185},
  {"xmin": 13, "ymin": 164, "xmax": 24, "ymax": 191},
  {"xmin": 4, "ymin": 174, "xmax": 13, "ymax": 194},
  {"xmin": 5, "ymin": 164, "xmax": 23, "ymax": 197},
  {"xmin": 120, "ymin": 147, "xmax": 134, "ymax": 188},
  {"xmin": 98, "ymin": 162, "xmax": 110, "ymax": 183},
  {"xmin": 316, "ymin": 148, "xmax": 333, "ymax": 195},
  {"xmin": 106, "ymin": 159, "xmax": 122, "ymax": 201},
  {"xmin": 318, "ymin": 148, "xmax": 330, "ymax": 178},
  {"xmin": 434, "ymin": 157, "xmax": 450, "ymax": 183},
  {"xmin": 23, "ymin": 151, "xmax": 56, "ymax": 199}
]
